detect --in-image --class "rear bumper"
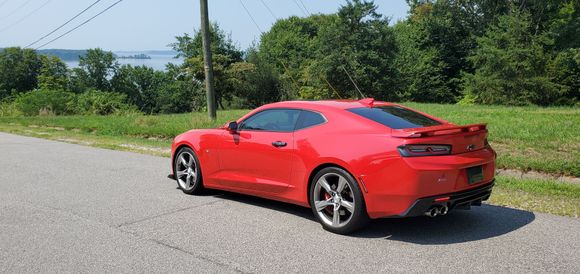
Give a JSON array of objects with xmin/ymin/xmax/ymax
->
[
  {"xmin": 397, "ymin": 180, "xmax": 494, "ymax": 217},
  {"xmin": 361, "ymin": 148, "xmax": 496, "ymax": 218}
]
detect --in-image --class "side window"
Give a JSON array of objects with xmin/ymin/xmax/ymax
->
[
  {"xmin": 239, "ymin": 109, "xmax": 301, "ymax": 132},
  {"xmin": 296, "ymin": 110, "xmax": 326, "ymax": 130}
]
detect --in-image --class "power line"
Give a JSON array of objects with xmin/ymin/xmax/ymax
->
[
  {"xmin": 25, "ymin": 0, "xmax": 104, "ymax": 48},
  {"xmin": 238, "ymin": 0, "xmax": 263, "ymax": 33},
  {"xmin": 34, "ymin": 0, "xmax": 125, "ymax": 49},
  {"xmin": 0, "ymin": 0, "xmax": 33, "ymax": 22},
  {"xmin": 297, "ymin": 0, "xmax": 311, "ymax": 15},
  {"xmin": 258, "ymin": 0, "xmax": 276, "ymax": 20},
  {"xmin": 240, "ymin": 0, "xmax": 304, "ymax": 93},
  {"xmin": 291, "ymin": 0, "xmax": 307, "ymax": 16},
  {"xmin": 0, "ymin": 0, "xmax": 53, "ymax": 33}
]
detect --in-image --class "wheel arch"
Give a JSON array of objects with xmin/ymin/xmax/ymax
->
[
  {"xmin": 171, "ymin": 143, "xmax": 199, "ymax": 174},
  {"xmin": 306, "ymin": 162, "xmax": 366, "ymax": 207}
]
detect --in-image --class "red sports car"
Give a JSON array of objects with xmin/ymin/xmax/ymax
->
[{"xmin": 169, "ymin": 99, "xmax": 496, "ymax": 234}]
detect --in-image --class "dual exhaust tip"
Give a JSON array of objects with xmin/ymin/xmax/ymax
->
[{"xmin": 425, "ymin": 205, "xmax": 449, "ymax": 217}]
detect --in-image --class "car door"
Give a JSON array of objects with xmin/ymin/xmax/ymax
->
[{"xmin": 216, "ymin": 108, "xmax": 301, "ymax": 193}]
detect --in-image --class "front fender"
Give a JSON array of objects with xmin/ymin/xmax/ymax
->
[{"xmin": 170, "ymin": 129, "xmax": 223, "ymax": 180}]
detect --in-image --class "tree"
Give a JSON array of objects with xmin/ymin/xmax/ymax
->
[
  {"xmin": 155, "ymin": 63, "xmax": 204, "ymax": 113},
  {"xmin": 0, "ymin": 47, "xmax": 42, "ymax": 99},
  {"xmin": 259, "ymin": 14, "xmax": 336, "ymax": 99},
  {"xmin": 171, "ymin": 23, "xmax": 243, "ymax": 109},
  {"xmin": 463, "ymin": 8, "xmax": 564, "ymax": 106},
  {"xmin": 394, "ymin": 19, "xmax": 453, "ymax": 102},
  {"xmin": 395, "ymin": 1, "xmax": 480, "ymax": 102},
  {"xmin": 76, "ymin": 48, "xmax": 118, "ymax": 91},
  {"xmin": 225, "ymin": 48, "xmax": 281, "ymax": 108},
  {"xmin": 260, "ymin": 0, "xmax": 400, "ymax": 100},
  {"xmin": 111, "ymin": 65, "xmax": 168, "ymax": 113},
  {"xmin": 549, "ymin": 1, "xmax": 580, "ymax": 50},
  {"xmin": 312, "ymin": 0, "xmax": 399, "ymax": 100},
  {"xmin": 38, "ymin": 55, "xmax": 68, "ymax": 90},
  {"xmin": 548, "ymin": 48, "xmax": 579, "ymax": 104}
]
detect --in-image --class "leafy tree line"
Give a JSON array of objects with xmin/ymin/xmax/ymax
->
[
  {"xmin": 0, "ymin": 23, "xmax": 280, "ymax": 115},
  {"xmin": 258, "ymin": 0, "xmax": 579, "ymax": 106},
  {"xmin": 1, "ymin": 0, "xmax": 578, "ymax": 117}
]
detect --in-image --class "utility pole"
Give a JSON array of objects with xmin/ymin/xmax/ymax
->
[{"xmin": 200, "ymin": 0, "xmax": 216, "ymax": 120}]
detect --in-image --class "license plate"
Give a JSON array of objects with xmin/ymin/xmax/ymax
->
[{"xmin": 467, "ymin": 165, "xmax": 484, "ymax": 184}]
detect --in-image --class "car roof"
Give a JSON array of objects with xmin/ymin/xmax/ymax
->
[{"xmin": 262, "ymin": 98, "xmax": 397, "ymax": 111}]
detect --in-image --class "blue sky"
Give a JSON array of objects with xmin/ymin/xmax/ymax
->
[{"xmin": 0, "ymin": 0, "xmax": 409, "ymax": 51}]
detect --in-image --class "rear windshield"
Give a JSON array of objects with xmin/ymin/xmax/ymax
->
[{"xmin": 348, "ymin": 106, "xmax": 442, "ymax": 129}]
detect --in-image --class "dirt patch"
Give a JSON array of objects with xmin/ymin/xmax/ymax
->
[
  {"xmin": 118, "ymin": 144, "xmax": 171, "ymax": 154},
  {"xmin": 497, "ymin": 168, "xmax": 580, "ymax": 184},
  {"xmin": 56, "ymin": 138, "xmax": 95, "ymax": 146}
]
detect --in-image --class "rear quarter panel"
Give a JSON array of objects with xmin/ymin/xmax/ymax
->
[{"xmin": 291, "ymin": 110, "xmax": 399, "ymax": 205}]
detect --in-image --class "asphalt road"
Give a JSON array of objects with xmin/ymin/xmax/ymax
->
[{"xmin": 1, "ymin": 132, "xmax": 579, "ymax": 273}]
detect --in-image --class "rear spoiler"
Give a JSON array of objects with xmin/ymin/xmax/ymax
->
[{"xmin": 392, "ymin": 123, "xmax": 487, "ymax": 138}]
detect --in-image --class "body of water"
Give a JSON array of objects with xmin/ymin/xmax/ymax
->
[{"xmin": 65, "ymin": 51, "xmax": 183, "ymax": 71}]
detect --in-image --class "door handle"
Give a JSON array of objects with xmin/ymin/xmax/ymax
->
[{"xmin": 271, "ymin": 141, "xmax": 287, "ymax": 147}]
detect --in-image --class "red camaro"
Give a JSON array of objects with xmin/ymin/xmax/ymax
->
[{"xmin": 169, "ymin": 99, "xmax": 496, "ymax": 234}]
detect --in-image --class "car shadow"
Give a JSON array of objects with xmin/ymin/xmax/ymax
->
[
  {"xmin": 352, "ymin": 205, "xmax": 535, "ymax": 244},
  {"xmin": 198, "ymin": 190, "xmax": 535, "ymax": 245}
]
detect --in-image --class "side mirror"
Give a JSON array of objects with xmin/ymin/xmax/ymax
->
[{"xmin": 226, "ymin": 121, "xmax": 238, "ymax": 132}]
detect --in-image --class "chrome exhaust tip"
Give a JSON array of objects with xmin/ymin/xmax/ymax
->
[
  {"xmin": 425, "ymin": 207, "xmax": 439, "ymax": 217},
  {"xmin": 439, "ymin": 205, "xmax": 449, "ymax": 216}
]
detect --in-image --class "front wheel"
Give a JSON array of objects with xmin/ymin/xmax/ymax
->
[
  {"xmin": 309, "ymin": 167, "xmax": 369, "ymax": 234},
  {"xmin": 173, "ymin": 147, "xmax": 204, "ymax": 195}
]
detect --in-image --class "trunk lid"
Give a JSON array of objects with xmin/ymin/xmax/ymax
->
[{"xmin": 392, "ymin": 123, "xmax": 488, "ymax": 154}]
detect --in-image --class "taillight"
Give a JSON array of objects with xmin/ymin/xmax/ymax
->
[
  {"xmin": 484, "ymin": 138, "xmax": 497, "ymax": 158},
  {"xmin": 397, "ymin": 144, "xmax": 452, "ymax": 157}
]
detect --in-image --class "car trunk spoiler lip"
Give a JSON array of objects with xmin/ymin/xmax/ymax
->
[{"xmin": 391, "ymin": 123, "xmax": 487, "ymax": 138}]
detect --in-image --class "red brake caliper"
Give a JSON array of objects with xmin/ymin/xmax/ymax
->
[{"xmin": 323, "ymin": 192, "xmax": 332, "ymax": 214}]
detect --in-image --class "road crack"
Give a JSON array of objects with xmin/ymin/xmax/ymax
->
[{"xmin": 116, "ymin": 198, "xmax": 225, "ymax": 228}]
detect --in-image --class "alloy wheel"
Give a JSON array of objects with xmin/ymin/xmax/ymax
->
[
  {"xmin": 313, "ymin": 172, "xmax": 355, "ymax": 228},
  {"xmin": 175, "ymin": 151, "xmax": 197, "ymax": 191}
]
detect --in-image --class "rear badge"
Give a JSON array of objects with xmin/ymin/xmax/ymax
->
[{"xmin": 467, "ymin": 144, "xmax": 476, "ymax": 151}]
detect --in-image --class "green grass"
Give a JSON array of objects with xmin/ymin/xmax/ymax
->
[
  {"xmin": 491, "ymin": 176, "xmax": 579, "ymax": 217},
  {"xmin": 0, "ymin": 110, "xmax": 248, "ymax": 139},
  {"xmin": 1, "ymin": 103, "xmax": 578, "ymax": 176},
  {"xmin": 0, "ymin": 104, "xmax": 579, "ymax": 218},
  {"xmin": 403, "ymin": 103, "xmax": 580, "ymax": 177}
]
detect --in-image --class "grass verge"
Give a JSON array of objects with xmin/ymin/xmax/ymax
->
[
  {"xmin": 491, "ymin": 176, "xmax": 579, "ymax": 217},
  {"xmin": 1, "ymin": 104, "xmax": 578, "ymax": 176},
  {"xmin": 0, "ymin": 120, "xmax": 578, "ymax": 218}
]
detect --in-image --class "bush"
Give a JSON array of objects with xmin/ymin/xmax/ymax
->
[
  {"xmin": 13, "ymin": 89, "xmax": 140, "ymax": 116},
  {"xmin": 15, "ymin": 89, "xmax": 75, "ymax": 116},
  {"xmin": 71, "ymin": 89, "xmax": 139, "ymax": 115},
  {"xmin": 0, "ymin": 99, "xmax": 21, "ymax": 116}
]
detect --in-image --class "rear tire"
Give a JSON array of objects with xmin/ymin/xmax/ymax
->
[
  {"xmin": 309, "ymin": 167, "xmax": 369, "ymax": 234},
  {"xmin": 173, "ymin": 147, "xmax": 204, "ymax": 195}
]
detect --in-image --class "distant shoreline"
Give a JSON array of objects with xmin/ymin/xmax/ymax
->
[
  {"xmin": 117, "ymin": 53, "xmax": 152, "ymax": 60},
  {"xmin": 36, "ymin": 49, "xmax": 178, "ymax": 61}
]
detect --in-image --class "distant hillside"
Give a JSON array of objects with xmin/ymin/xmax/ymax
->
[{"xmin": 37, "ymin": 49, "xmax": 88, "ymax": 61}]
